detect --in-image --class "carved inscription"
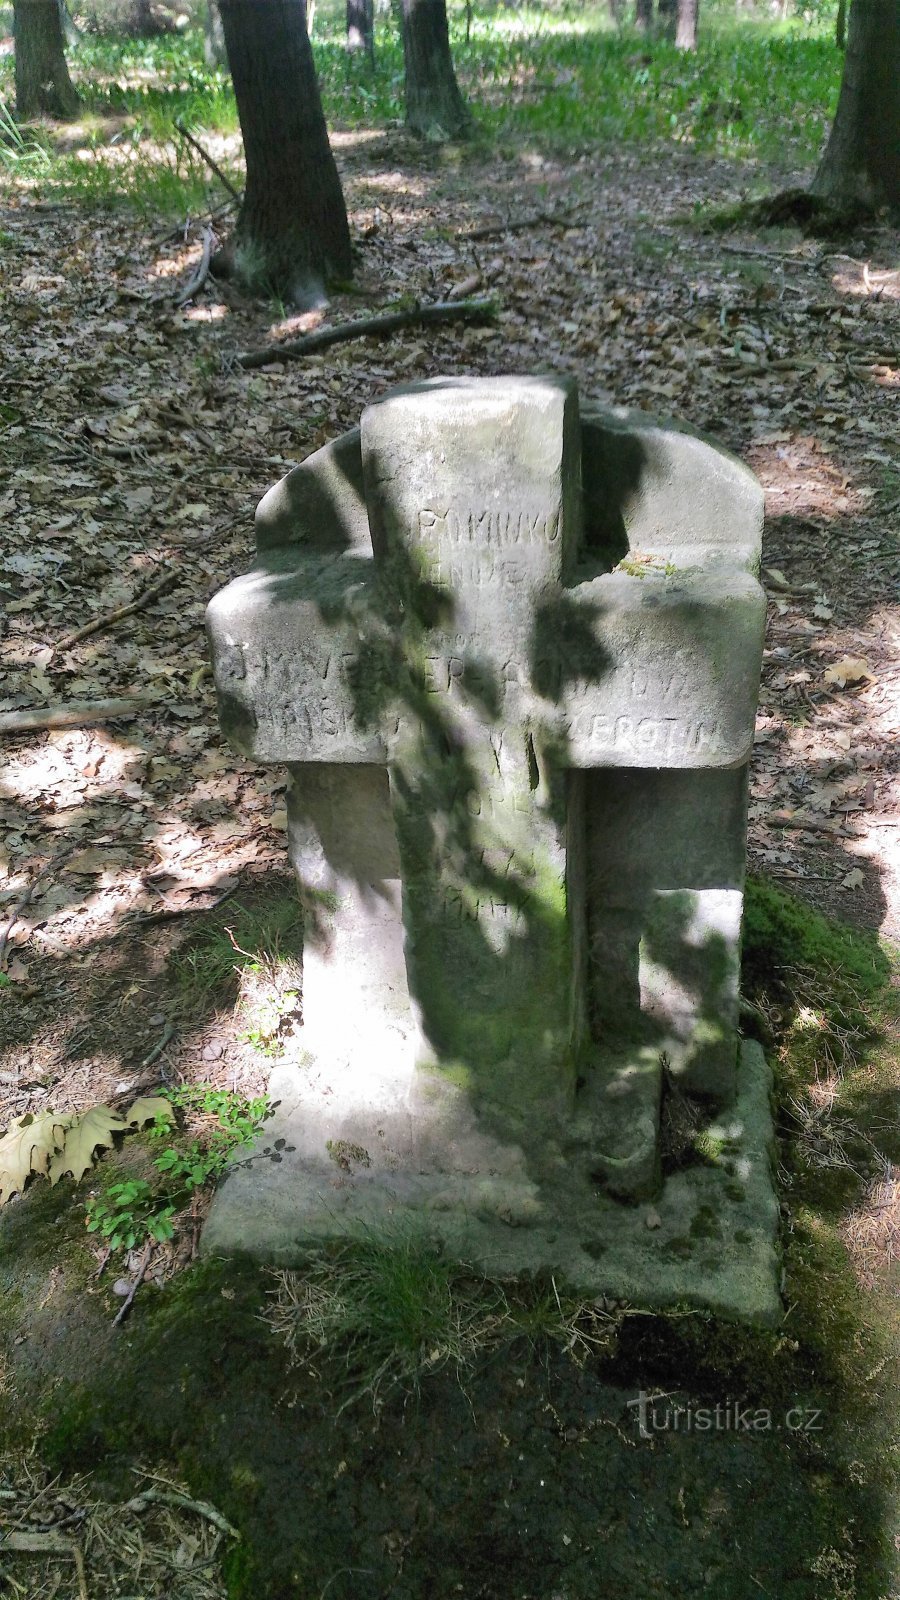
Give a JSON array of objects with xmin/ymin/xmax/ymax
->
[
  {"xmin": 419, "ymin": 507, "xmax": 560, "ymax": 547},
  {"xmin": 590, "ymin": 715, "xmax": 722, "ymax": 757},
  {"xmin": 629, "ymin": 650, "xmax": 693, "ymax": 703}
]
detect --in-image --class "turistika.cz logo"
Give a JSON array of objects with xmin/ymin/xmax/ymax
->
[{"xmin": 628, "ymin": 1391, "xmax": 824, "ymax": 1438}]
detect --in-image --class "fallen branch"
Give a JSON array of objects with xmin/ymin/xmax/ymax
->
[
  {"xmin": 460, "ymin": 209, "xmax": 577, "ymax": 241},
  {"xmin": 56, "ymin": 569, "xmax": 177, "ymax": 652},
  {"xmin": 175, "ymin": 226, "xmax": 214, "ymax": 308},
  {"xmin": 112, "ymin": 1240, "xmax": 151, "ymax": 1328},
  {"xmin": 0, "ymin": 697, "xmax": 158, "ymax": 735},
  {"xmin": 125, "ymin": 1484, "xmax": 240, "ymax": 1539},
  {"xmin": 238, "ymin": 297, "xmax": 497, "ymax": 370},
  {"xmin": 174, "ymin": 119, "xmax": 242, "ymax": 203},
  {"xmin": 0, "ymin": 846, "xmax": 75, "ymax": 970}
]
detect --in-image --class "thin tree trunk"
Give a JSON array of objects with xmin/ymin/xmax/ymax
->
[
  {"xmin": 218, "ymin": 0, "xmax": 352, "ymax": 305},
  {"xmin": 656, "ymin": 0, "xmax": 676, "ymax": 39},
  {"xmin": 675, "ymin": 0, "xmax": 698, "ymax": 48},
  {"xmin": 634, "ymin": 0, "xmax": 653, "ymax": 31},
  {"xmin": 347, "ymin": 0, "xmax": 374, "ymax": 61},
  {"xmin": 57, "ymin": 0, "xmax": 79, "ymax": 47},
  {"xmin": 835, "ymin": 0, "xmax": 847, "ymax": 48},
  {"xmin": 400, "ymin": 0, "xmax": 470, "ymax": 141},
  {"xmin": 13, "ymin": 0, "xmax": 80, "ymax": 119},
  {"xmin": 812, "ymin": 0, "xmax": 900, "ymax": 213},
  {"xmin": 204, "ymin": 0, "xmax": 228, "ymax": 66}
]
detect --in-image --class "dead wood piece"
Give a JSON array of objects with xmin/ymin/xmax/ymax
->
[
  {"xmin": 0, "ymin": 1530, "xmax": 75, "ymax": 1554},
  {"xmin": 460, "ymin": 209, "xmax": 577, "ymax": 241},
  {"xmin": 238, "ymin": 298, "xmax": 497, "ymax": 370},
  {"xmin": 137, "ymin": 1021, "xmax": 176, "ymax": 1070},
  {"xmin": 56, "ymin": 569, "xmax": 178, "ymax": 652},
  {"xmin": 0, "ymin": 697, "xmax": 159, "ymax": 735},
  {"xmin": 175, "ymin": 226, "xmax": 215, "ymax": 309},
  {"xmin": 124, "ymin": 1485, "xmax": 240, "ymax": 1539},
  {"xmin": 448, "ymin": 271, "xmax": 483, "ymax": 301},
  {"xmin": 112, "ymin": 1241, "xmax": 151, "ymax": 1328},
  {"xmin": 174, "ymin": 119, "xmax": 242, "ymax": 203}
]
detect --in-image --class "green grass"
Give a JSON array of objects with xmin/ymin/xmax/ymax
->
[
  {"xmin": 168, "ymin": 894, "xmax": 303, "ymax": 1000},
  {"xmin": 0, "ymin": 0, "xmax": 844, "ymax": 217},
  {"xmin": 264, "ymin": 1234, "xmax": 620, "ymax": 1409}
]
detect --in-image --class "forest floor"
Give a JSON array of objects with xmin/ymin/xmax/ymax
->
[{"xmin": 1, "ymin": 118, "xmax": 899, "ymax": 1600}]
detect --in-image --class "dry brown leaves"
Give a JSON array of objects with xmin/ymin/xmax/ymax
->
[{"xmin": 0, "ymin": 134, "xmax": 898, "ymax": 1122}]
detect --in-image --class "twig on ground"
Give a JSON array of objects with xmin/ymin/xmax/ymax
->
[
  {"xmin": 175, "ymin": 227, "xmax": 215, "ymax": 308},
  {"xmin": 0, "ymin": 698, "xmax": 158, "ymax": 734},
  {"xmin": 173, "ymin": 119, "xmax": 242, "ymax": 203},
  {"xmin": 124, "ymin": 1484, "xmax": 240, "ymax": 1539},
  {"xmin": 459, "ymin": 209, "xmax": 578, "ymax": 241},
  {"xmin": 112, "ymin": 1241, "xmax": 152, "ymax": 1328},
  {"xmin": 0, "ymin": 846, "xmax": 75, "ymax": 970},
  {"xmin": 55, "ymin": 569, "xmax": 178, "ymax": 651},
  {"xmin": 138, "ymin": 1021, "xmax": 176, "ymax": 1070},
  {"xmin": 719, "ymin": 243, "xmax": 819, "ymax": 265},
  {"xmin": 238, "ymin": 298, "xmax": 497, "ymax": 370}
]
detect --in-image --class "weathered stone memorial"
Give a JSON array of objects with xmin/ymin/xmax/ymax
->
[{"xmin": 204, "ymin": 376, "xmax": 780, "ymax": 1323}]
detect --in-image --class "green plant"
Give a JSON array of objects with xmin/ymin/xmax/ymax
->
[
  {"xmin": 82, "ymin": 1087, "xmax": 270, "ymax": 1257},
  {"xmin": 743, "ymin": 878, "xmax": 890, "ymax": 1078},
  {"xmin": 85, "ymin": 1179, "xmax": 176, "ymax": 1251},
  {"xmin": 0, "ymin": 98, "xmax": 51, "ymax": 175},
  {"xmin": 169, "ymin": 898, "xmax": 302, "ymax": 999}
]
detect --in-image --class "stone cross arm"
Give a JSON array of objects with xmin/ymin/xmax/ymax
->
[{"xmin": 207, "ymin": 379, "xmax": 765, "ymax": 774}]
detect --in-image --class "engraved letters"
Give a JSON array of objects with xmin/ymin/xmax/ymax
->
[{"xmin": 418, "ymin": 506, "xmax": 560, "ymax": 547}]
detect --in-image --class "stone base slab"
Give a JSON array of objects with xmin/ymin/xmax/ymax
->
[{"xmin": 203, "ymin": 1041, "xmax": 781, "ymax": 1326}]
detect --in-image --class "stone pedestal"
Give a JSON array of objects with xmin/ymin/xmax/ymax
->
[{"xmin": 203, "ymin": 377, "xmax": 779, "ymax": 1324}]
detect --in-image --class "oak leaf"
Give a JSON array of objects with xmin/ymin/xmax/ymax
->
[
  {"xmin": 48, "ymin": 1106, "xmax": 128, "ymax": 1185},
  {"xmin": 823, "ymin": 658, "xmax": 874, "ymax": 689},
  {"xmin": 125, "ymin": 1096, "xmax": 174, "ymax": 1128},
  {"xmin": 0, "ymin": 1113, "xmax": 70, "ymax": 1205}
]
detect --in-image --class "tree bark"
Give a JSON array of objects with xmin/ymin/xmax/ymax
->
[
  {"xmin": 675, "ymin": 0, "xmax": 698, "ymax": 48},
  {"xmin": 204, "ymin": 0, "xmax": 228, "ymax": 67},
  {"xmin": 812, "ymin": 0, "xmax": 900, "ymax": 213},
  {"xmin": 634, "ymin": 0, "xmax": 653, "ymax": 30},
  {"xmin": 656, "ymin": 0, "xmax": 676, "ymax": 39},
  {"xmin": 835, "ymin": 0, "xmax": 847, "ymax": 47},
  {"xmin": 13, "ymin": 0, "xmax": 80, "ymax": 119},
  {"xmin": 218, "ymin": 0, "xmax": 352, "ymax": 305},
  {"xmin": 347, "ymin": 0, "xmax": 374, "ymax": 61},
  {"xmin": 400, "ymin": 0, "xmax": 470, "ymax": 141}
]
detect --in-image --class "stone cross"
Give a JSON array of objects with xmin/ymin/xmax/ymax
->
[{"xmin": 204, "ymin": 377, "xmax": 779, "ymax": 1324}]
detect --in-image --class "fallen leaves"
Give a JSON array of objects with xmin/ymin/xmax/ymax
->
[
  {"xmin": 0, "ymin": 1095, "xmax": 173, "ymax": 1204},
  {"xmin": 823, "ymin": 657, "xmax": 875, "ymax": 689}
]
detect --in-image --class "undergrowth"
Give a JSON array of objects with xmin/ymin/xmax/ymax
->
[
  {"xmin": 264, "ymin": 1236, "xmax": 621, "ymax": 1410},
  {"xmin": 0, "ymin": 3, "xmax": 844, "ymax": 216}
]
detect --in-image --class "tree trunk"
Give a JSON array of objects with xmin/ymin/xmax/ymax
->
[
  {"xmin": 657, "ymin": 0, "xmax": 676, "ymax": 39},
  {"xmin": 13, "ymin": 0, "xmax": 80, "ymax": 119},
  {"xmin": 347, "ymin": 0, "xmax": 374, "ymax": 61},
  {"xmin": 57, "ymin": 0, "xmax": 80, "ymax": 47},
  {"xmin": 812, "ymin": 0, "xmax": 900, "ymax": 213},
  {"xmin": 634, "ymin": 0, "xmax": 653, "ymax": 31},
  {"xmin": 835, "ymin": 0, "xmax": 847, "ymax": 48},
  {"xmin": 129, "ymin": 0, "xmax": 167, "ymax": 35},
  {"xmin": 218, "ymin": 0, "xmax": 353, "ymax": 306},
  {"xmin": 204, "ymin": 0, "xmax": 228, "ymax": 67},
  {"xmin": 400, "ymin": 0, "xmax": 470, "ymax": 141},
  {"xmin": 675, "ymin": 0, "xmax": 698, "ymax": 48}
]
